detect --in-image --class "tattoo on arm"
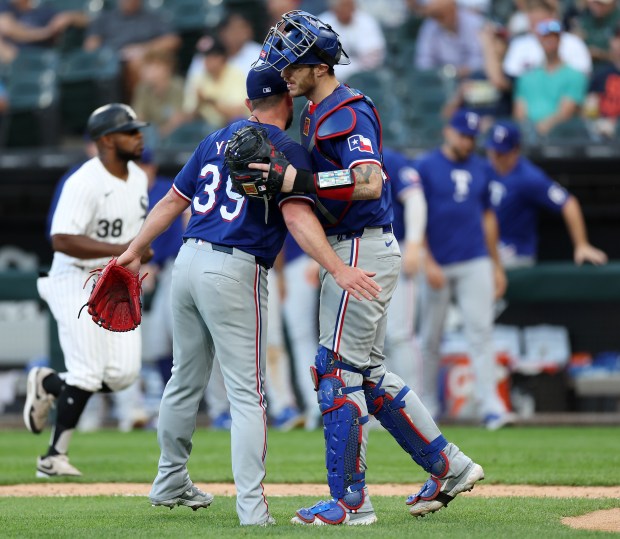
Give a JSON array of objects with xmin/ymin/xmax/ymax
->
[{"xmin": 352, "ymin": 163, "xmax": 383, "ymax": 200}]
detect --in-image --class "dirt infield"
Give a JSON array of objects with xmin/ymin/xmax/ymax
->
[
  {"xmin": 2, "ymin": 482, "xmax": 619, "ymax": 499},
  {"xmin": 2, "ymin": 483, "xmax": 618, "ymax": 532}
]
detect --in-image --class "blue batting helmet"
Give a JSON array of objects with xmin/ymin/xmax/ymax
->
[{"xmin": 254, "ymin": 10, "xmax": 350, "ymax": 72}]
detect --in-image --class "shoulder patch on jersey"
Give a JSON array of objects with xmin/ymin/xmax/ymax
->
[
  {"xmin": 316, "ymin": 107, "xmax": 356, "ymax": 140},
  {"xmin": 400, "ymin": 166, "xmax": 421, "ymax": 186},
  {"xmin": 548, "ymin": 184, "xmax": 567, "ymax": 205},
  {"xmin": 347, "ymin": 134, "xmax": 373, "ymax": 153}
]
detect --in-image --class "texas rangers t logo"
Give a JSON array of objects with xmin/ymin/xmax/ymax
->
[
  {"xmin": 348, "ymin": 134, "xmax": 373, "ymax": 153},
  {"xmin": 451, "ymin": 170, "xmax": 472, "ymax": 202}
]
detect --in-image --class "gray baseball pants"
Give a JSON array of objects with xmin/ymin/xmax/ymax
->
[
  {"xmin": 418, "ymin": 256, "xmax": 508, "ymax": 418},
  {"xmin": 149, "ymin": 240, "xmax": 271, "ymax": 525}
]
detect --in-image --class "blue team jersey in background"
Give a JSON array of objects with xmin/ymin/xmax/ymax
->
[
  {"xmin": 148, "ymin": 177, "xmax": 184, "ymax": 267},
  {"xmin": 487, "ymin": 156, "xmax": 568, "ymax": 258},
  {"xmin": 283, "ymin": 233, "xmax": 304, "ymax": 263},
  {"xmin": 416, "ymin": 148, "xmax": 491, "ymax": 265},
  {"xmin": 383, "ymin": 148, "xmax": 422, "ymax": 243},
  {"xmin": 300, "ymin": 85, "xmax": 392, "ymax": 234},
  {"xmin": 173, "ymin": 119, "xmax": 313, "ymax": 267}
]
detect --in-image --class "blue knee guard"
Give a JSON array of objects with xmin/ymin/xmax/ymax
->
[
  {"xmin": 364, "ymin": 376, "xmax": 448, "ymax": 477},
  {"xmin": 311, "ymin": 346, "xmax": 369, "ymax": 506}
]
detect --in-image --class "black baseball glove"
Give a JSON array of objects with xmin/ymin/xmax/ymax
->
[{"xmin": 224, "ymin": 125, "xmax": 290, "ymax": 199}]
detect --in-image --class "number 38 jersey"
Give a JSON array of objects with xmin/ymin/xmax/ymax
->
[{"xmin": 50, "ymin": 156, "xmax": 149, "ymax": 272}]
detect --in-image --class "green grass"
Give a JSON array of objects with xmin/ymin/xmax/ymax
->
[
  {"xmin": 1, "ymin": 426, "xmax": 619, "ymax": 536},
  {"xmin": 0, "ymin": 426, "xmax": 619, "ymax": 486},
  {"xmin": 0, "ymin": 496, "xmax": 618, "ymax": 538}
]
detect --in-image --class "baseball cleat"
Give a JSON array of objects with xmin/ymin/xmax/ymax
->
[
  {"xmin": 24, "ymin": 367, "xmax": 57, "ymax": 434},
  {"xmin": 292, "ymin": 488, "xmax": 377, "ymax": 526},
  {"xmin": 150, "ymin": 485, "xmax": 214, "ymax": 510},
  {"xmin": 407, "ymin": 462, "xmax": 485, "ymax": 517},
  {"xmin": 484, "ymin": 412, "xmax": 517, "ymax": 431},
  {"xmin": 272, "ymin": 406, "xmax": 305, "ymax": 432},
  {"xmin": 36, "ymin": 454, "xmax": 82, "ymax": 478}
]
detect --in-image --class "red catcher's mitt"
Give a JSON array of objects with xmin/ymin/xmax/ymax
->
[{"xmin": 79, "ymin": 258, "xmax": 147, "ymax": 332}]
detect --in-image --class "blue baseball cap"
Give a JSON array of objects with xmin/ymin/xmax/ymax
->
[
  {"xmin": 246, "ymin": 66, "xmax": 289, "ymax": 100},
  {"xmin": 449, "ymin": 110, "xmax": 481, "ymax": 137},
  {"xmin": 486, "ymin": 121, "xmax": 521, "ymax": 153}
]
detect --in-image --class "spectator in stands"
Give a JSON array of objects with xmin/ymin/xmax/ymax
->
[
  {"xmin": 131, "ymin": 50, "xmax": 185, "ymax": 140},
  {"xmin": 442, "ymin": 22, "xmax": 512, "ymax": 127},
  {"xmin": 186, "ymin": 12, "xmax": 262, "ymax": 81},
  {"xmin": 266, "ymin": 0, "xmax": 301, "ymax": 32},
  {"xmin": 182, "ymin": 37, "xmax": 246, "ymax": 129},
  {"xmin": 503, "ymin": 0, "xmax": 592, "ymax": 78},
  {"xmin": 83, "ymin": 0, "xmax": 180, "ymax": 102},
  {"xmin": 317, "ymin": 0, "xmax": 387, "ymax": 81},
  {"xmin": 357, "ymin": 0, "xmax": 408, "ymax": 28},
  {"xmin": 506, "ymin": 0, "xmax": 531, "ymax": 37},
  {"xmin": 583, "ymin": 25, "xmax": 620, "ymax": 137},
  {"xmin": 486, "ymin": 120, "xmax": 608, "ymax": 268},
  {"xmin": 415, "ymin": 0, "xmax": 486, "ymax": 79},
  {"xmin": 514, "ymin": 19, "xmax": 588, "ymax": 136},
  {"xmin": 0, "ymin": 0, "xmax": 87, "ymax": 52},
  {"xmin": 573, "ymin": 0, "xmax": 620, "ymax": 67}
]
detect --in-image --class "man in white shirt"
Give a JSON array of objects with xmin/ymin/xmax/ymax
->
[
  {"xmin": 319, "ymin": 0, "xmax": 386, "ymax": 81},
  {"xmin": 503, "ymin": 0, "xmax": 592, "ymax": 77}
]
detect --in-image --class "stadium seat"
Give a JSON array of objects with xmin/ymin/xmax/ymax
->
[
  {"xmin": 398, "ymin": 68, "xmax": 451, "ymax": 123},
  {"xmin": 346, "ymin": 69, "xmax": 395, "ymax": 102},
  {"xmin": 58, "ymin": 47, "xmax": 121, "ymax": 135},
  {"xmin": 545, "ymin": 118, "xmax": 593, "ymax": 145},
  {"xmin": 160, "ymin": 0, "xmax": 216, "ymax": 31},
  {"xmin": 1, "ymin": 76, "xmax": 61, "ymax": 147},
  {"xmin": 0, "ymin": 49, "xmax": 61, "ymax": 147},
  {"xmin": 158, "ymin": 120, "xmax": 216, "ymax": 151},
  {"xmin": 8, "ymin": 48, "xmax": 60, "ymax": 84}
]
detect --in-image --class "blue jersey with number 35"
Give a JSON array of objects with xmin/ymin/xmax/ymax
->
[{"xmin": 173, "ymin": 119, "xmax": 313, "ymax": 267}]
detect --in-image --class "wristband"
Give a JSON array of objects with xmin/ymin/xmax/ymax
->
[{"xmin": 292, "ymin": 168, "xmax": 356, "ymax": 201}]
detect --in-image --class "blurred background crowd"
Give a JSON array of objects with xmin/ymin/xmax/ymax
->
[{"xmin": 2, "ymin": 0, "xmax": 620, "ymax": 149}]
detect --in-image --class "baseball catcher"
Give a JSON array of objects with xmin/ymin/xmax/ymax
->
[
  {"xmin": 79, "ymin": 258, "xmax": 146, "ymax": 332},
  {"xmin": 225, "ymin": 125, "xmax": 290, "ymax": 199}
]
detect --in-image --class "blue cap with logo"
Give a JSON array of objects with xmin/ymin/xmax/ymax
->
[
  {"xmin": 449, "ymin": 109, "xmax": 481, "ymax": 137},
  {"xmin": 486, "ymin": 120, "xmax": 521, "ymax": 153},
  {"xmin": 246, "ymin": 65, "xmax": 289, "ymax": 100}
]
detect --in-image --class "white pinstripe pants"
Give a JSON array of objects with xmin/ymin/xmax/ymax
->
[{"xmin": 37, "ymin": 266, "xmax": 142, "ymax": 392}]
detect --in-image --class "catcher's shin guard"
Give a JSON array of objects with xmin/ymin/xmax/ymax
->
[
  {"xmin": 311, "ymin": 346, "xmax": 369, "ymax": 508},
  {"xmin": 364, "ymin": 377, "xmax": 449, "ymax": 477}
]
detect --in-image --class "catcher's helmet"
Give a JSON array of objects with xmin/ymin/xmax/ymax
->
[
  {"xmin": 86, "ymin": 103, "xmax": 149, "ymax": 140},
  {"xmin": 255, "ymin": 10, "xmax": 350, "ymax": 72}
]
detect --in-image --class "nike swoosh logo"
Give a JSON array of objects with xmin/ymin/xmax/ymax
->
[
  {"xmin": 39, "ymin": 462, "xmax": 54, "ymax": 470},
  {"xmin": 385, "ymin": 239, "xmax": 394, "ymax": 247},
  {"xmin": 104, "ymin": 191, "xmax": 113, "ymax": 197}
]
